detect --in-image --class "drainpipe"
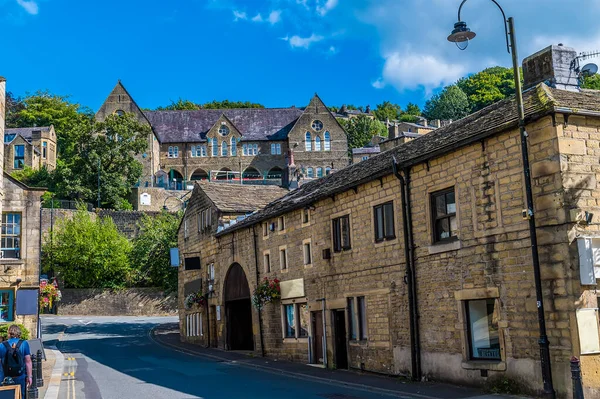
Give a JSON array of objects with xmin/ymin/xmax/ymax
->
[
  {"xmin": 393, "ymin": 159, "xmax": 421, "ymax": 381},
  {"xmin": 252, "ymin": 225, "xmax": 266, "ymax": 357},
  {"xmin": 317, "ymin": 297, "xmax": 327, "ymax": 368}
]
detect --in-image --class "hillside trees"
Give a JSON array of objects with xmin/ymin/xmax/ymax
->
[{"xmin": 338, "ymin": 115, "xmax": 388, "ymax": 152}]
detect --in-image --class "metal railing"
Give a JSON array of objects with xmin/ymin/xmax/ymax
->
[{"xmin": 42, "ymin": 199, "xmax": 94, "ymax": 212}]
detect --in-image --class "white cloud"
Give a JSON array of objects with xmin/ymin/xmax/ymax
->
[
  {"xmin": 251, "ymin": 13, "xmax": 263, "ymax": 22},
  {"xmin": 232, "ymin": 10, "xmax": 247, "ymax": 21},
  {"xmin": 378, "ymin": 52, "xmax": 466, "ymax": 92},
  {"xmin": 328, "ymin": 46, "xmax": 337, "ymax": 54},
  {"xmin": 268, "ymin": 10, "xmax": 282, "ymax": 25},
  {"xmin": 296, "ymin": 0, "xmax": 309, "ymax": 10},
  {"xmin": 316, "ymin": 0, "xmax": 338, "ymax": 16},
  {"xmin": 16, "ymin": 0, "xmax": 38, "ymax": 15},
  {"xmin": 282, "ymin": 34, "xmax": 325, "ymax": 49}
]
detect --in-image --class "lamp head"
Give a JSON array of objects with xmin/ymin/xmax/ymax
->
[{"xmin": 447, "ymin": 21, "xmax": 476, "ymax": 50}]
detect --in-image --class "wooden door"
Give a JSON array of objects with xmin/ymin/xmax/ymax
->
[
  {"xmin": 333, "ymin": 310, "xmax": 348, "ymax": 369},
  {"xmin": 311, "ymin": 311, "xmax": 324, "ymax": 364}
]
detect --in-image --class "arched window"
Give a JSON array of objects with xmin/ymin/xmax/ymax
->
[
  {"xmin": 221, "ymin": 141, "xmax": 228, "ymax": 157},
  {"xmin": 316, "ymin": 167, "xmax": 323, "ymax": 178},
  {"xmin": 315, "ymin": 136, "xmax": 321, "ymax": 151},
  {"xmin": 305, "ymin": 132, "xmax": 312, "ymax": 152},
  {"xmin": 212, "ymin": 138, "xmax": 218, "ymax": 156},
  {"xmin": 230, "ymin": 137, "xmax": 237, "ymax": 156},
  {"xmin": 307, "ymin": 167, "xmax": 314, "ymax": 178},
  {"xmin": 324, "ymin": 132, "xmax": 331, "ymax": 151},
  {"xmin": 325, "ymin": 167, "xmax": 332, "ymax": 175}
]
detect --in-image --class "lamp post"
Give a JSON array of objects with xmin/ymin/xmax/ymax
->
[{"xmin": 448, "ymin": 2, "xmax": 555, "ymax": 398}]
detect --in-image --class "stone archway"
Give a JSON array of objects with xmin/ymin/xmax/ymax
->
[{"xmin": 224, "ymin": 263, "xmax": 254, "ymax": 350}]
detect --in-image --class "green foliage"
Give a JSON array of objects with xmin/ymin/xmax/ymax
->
[
  {"xmin": 130, "ymin": 211, "xmax": 182, "ymax": 293},
  {"xmin": 43, "ymin": 207, "xmax": 133, "ymax": 289},
  {"xmin": 373, "ymin": 101, "xmax": 402, "ymax": 122},
  {"xmin": 404, "ymin": 102, "xmax": 421, "ymax": 116},
  {"xmin": 582, "ymin": 74, "xmax": 600, "ymax": 90},
  {"xmin": 156, "ymin": 98, "xmax": 201, "ymax": 111},
  {"xmin": 338, "ymin": 115, "xmax": 388, "ymax": 151},
  {"xmin": 5, "ymin": 92, "xmax": 25, "ymax": 128},
  {"xmin": 201, "ymin": 99, "xmax": 264, "ymax": 109},
  {"xmin": 456, "ymin": 66, "xmax": 518, "ymax": 112},
  {"xmin": 0, "ymin": 324, "xmax": 30, "ymax": 341},
  {"xmin": 422, "ymin": 85, "xmax": 470, "ymax": 121},
  {"xmin": 11, "ymin": 166, "xmax": 53, "ymax": 189},
  {"xmin": 484, "ymin": 376, "xmax": 524, "ymax": 395}
]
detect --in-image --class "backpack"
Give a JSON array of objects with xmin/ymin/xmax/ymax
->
[{"xmin": 2, "ymin": 340, "xmax": 25, "ymax": 377}]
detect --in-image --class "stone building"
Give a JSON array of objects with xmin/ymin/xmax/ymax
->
[
  {"xmin": 4, "ymin": 126, "xmax": 57, "ymax": 174},
  {"xmin": 96, "ymin": 82, "xmax": 349, "ymax": 191},
  {"xmin": 178, "ymin": 45, "xmax": 600, "ymax": 397}
]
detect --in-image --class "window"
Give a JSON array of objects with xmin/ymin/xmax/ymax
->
[
  {"xmin": 230, "ymin": 138, "xmax": 237, "ymax": 156},
  {"xmin": 315, "ymin": 136, "xmax": 322, "ymax": 151},
  {"xmin": 324, "ymin": 132, "xmax": 331, "ymax": 151},
  {"xmin": 280, "ymin": 248, "xmax": 288, "ymax": 270},
  {"xmin": 13, "ymin": 145, "xmax": 24, "ymax": 169},
  {"xmin": 278, "ymin": 216, "xmax": 285, "ymax": 231},
  {"xmin": 303, "ymin": 242, "xmax": 312, "ymax": 265},
  {"xmin": 305, "ymin": 132, "xmax": 312, "ymax": 151},
  {"xmin": 242, "ymin": 144, "xmax": 248, "ymax": 156},
  {"xmin": 208, "ymin": 263, "xmax": 215, "ymax": 281},
  {"xmin": 271, "ymin": 143, "xmax": 281, "ymax": 155},
  {"xmin": 312, "ymin": 120, "xmax": 323, "ymax": 131},
  {"xmin": 1, "ymin": 214, "xmax": 21, "ymax": 259},
  {"xmin": 221, "ymin": 141, "xmax": 228, "ymax": 157},
  {"xmin": 197, "ymin": 214, "xmax": 202, "ymax": 232},
  {"xmin": 332, "ymin": 215, "xmax": 351, "ymax": 252},
  {"xmin": 325, "ymin": 167, "xmax": 332, "ymax": 175},
  {"xmin": 191, "ymin": 146, "xmax": 198, "ymax": 157},
  {"xmin": 374, "ymin": 201, "xmax": 395, "ymax": 242},
  {"xmin": 465, "ymin": 299, "xmax": 500, "ymax": 360},
  {"xmin": 201, "ymin": 145, "xmax": 207, "ymax": 157},
  {"xmin": 167, "ymin": 146, "xmax": 179, "ymax": 158},
  {"xmin": 284, "ymin": 304, "xmax": 295, "ymax": 338},
  {"xmin": 264, "ymin": 253, "xmax": 271, "ymax": 273},
  {"xmin": 212, "ymin": 138, "xmax": 218, "ymax": 156},
  {"xmin": 357, "ymin": 296, "xmax": 367, "ymax": 340},
  {"xmin": 115, "ymin": 110, "xmax": 125, "ymax": 116},
  {"xmin": 184, "ymin": 219, "xmax": 189, "ymax": 238},
  {"xmin": 192, "ymin": 145, "xmax": 207, "ymax": 157},
  {"xmin": 262, "ymin": 223, "xmax": 268, "ymax": 237},
  {"xmin": 347, "ymin": 297, "xmax": 356, "ymax": 340},
  {"xmin": 302, "ymin": 209, "xmax": 310, "ymax": 224},
  {"xmin": 199, "ymin": 208, "xmax": 212, "ymax": 231},
  {"xmin": 307, "ymin": 168, "xmax": 314, "ymax": 178},
  {"xmin": 0, "ymin": 291, "xmax": 14, "ymax": 322},
  {"xmin": 253, "ymin": 144, "xmax": 259, "ymax": 155},
  {"xmin": 245, "ymin": 143, "xmax": 258, "ymax": 155},
  {"xmin": 3, "ymin": 134, "xmax": 15, "ymax": 144},
  {"xmin": 219, "ymin": 125, "xmax": 230, "ymax": 136},
  {"xmin": 362, "ymin": 156, "xmax": 369, "ymax": 161},
  {"xmin": 42, "ymin": 141, "xmax": 47, "ymax": 159},
  {"xmin": 316, "ymin": 167, "xmax": 323, "ymax": 178},
  {"xmin": 431, "ymin": 188, "xmax": 457, "ymax": 243},
  {"xmin": 184, "ymin": 257, "xmax": 201, "ymax": 271},
  {"xmin": 283, "ymin": 303, "xmax": 309, "ymax": 339}
]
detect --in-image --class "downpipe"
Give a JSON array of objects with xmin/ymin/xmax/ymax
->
[{"xmin": 252, "ymin": 225, "xmax": 266, "ymax": 357}]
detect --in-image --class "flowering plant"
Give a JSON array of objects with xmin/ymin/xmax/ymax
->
[
  {"xmin": 184, "ymin": 291, "xmax": 206, "ymax": 310},
  {"xmin": 39, "ymin": 282, "xmax": 61, "ymax": 310},
  {"xmin": 252, "ymin": 277, "xmax": 281, "ymax": 310}
]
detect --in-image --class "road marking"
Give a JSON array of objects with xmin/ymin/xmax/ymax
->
[{"xmin": 77, "ymin": 319, "xmax": 93, "ymax": 326}]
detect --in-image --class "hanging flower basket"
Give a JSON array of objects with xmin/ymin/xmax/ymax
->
[
  {"xmin": 184, "ymin": 291, "xmax": 206, "ymax": 311},
  {"xmin": 39, "ymin": 283, "xmax": 61, "ymax": 310},
  {"xmin": 252, "ymin": 277, "xmax": 281, "ymax": 310}
]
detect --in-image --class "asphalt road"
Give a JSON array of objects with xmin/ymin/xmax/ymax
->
[{"xmin": 42, "ymin": 316, "xmax": 431, "ymax": 399}]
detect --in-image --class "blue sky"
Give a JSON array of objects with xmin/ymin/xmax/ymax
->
[{"xmin": 2, "ymin": 0, "xmax": 600, "ymax": 112}]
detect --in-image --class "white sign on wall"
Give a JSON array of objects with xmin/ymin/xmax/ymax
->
[
  {"xmin": 140, "ymin": 193, "xmax": 151, "ymax": 206},
  {"xmin": 576, "ymin": 308, "xmax": 600, "ymax": 354}
]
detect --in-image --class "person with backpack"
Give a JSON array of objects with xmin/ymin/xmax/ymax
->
[{"xmin": 0, "ymin": 325, "xmax": 32, "ymax": 398}]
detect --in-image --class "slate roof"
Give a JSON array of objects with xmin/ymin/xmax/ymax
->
[
  {"xmin": 5, "ymin": 127, "xmax": 51, "ymax": 142},
  {"xmin": 352, "ymin": 146, "xmax": 381, "ymax": 155},
  {"xmin": 198, "ymin": 181, "xmax": 288, "ymax": 213},
  {"xmin": 216, "ymin": 84, "xmax": 600, "ymax": 237},
  {"xmin": 143, "ymin": 108, "xmax": 304, "ymax": 144}
]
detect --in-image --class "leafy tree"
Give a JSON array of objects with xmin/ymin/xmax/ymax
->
[
  {"xmin": 43, "ymin": 207, "xmax": 133, "ymax": 289},
  {"xmin": 404, "ymin": 102, "xmax": 421, "ymax": 116},
  {"xmin": 10, "ymin": 91, "xmax": 94, "ymax": 158},
  {"xmin": 582, "ymin": 74, "xmax": 600, "ymax": 90},
  {"xmin": 53, "ymin": 113, "xmax": 150, "ymax": 209},
  {"xmin": 11, "ymin": 166, "xmax": 53, "ymax": 189},
  {"xmin": 156, "ymin": 98, "xmax": 201, "ymax": 111},
  {"xmin": 456, "ymin": 66, "xmax": 518, "ymax": 112},
  {"xmin": 422, "ymin": 85, "xmax": 470, "ymax": 121},
  {"xmin": 338, "ymin": 115, "xmax": 388, "ymax": 152},
  {"xmin": 130, "ymin": 211, "xmax": 182, "ymax": 293},
  {"xmin": 5, "ymin": 92, "xmax": 25, "ymax": 128},
  {"xmin": 373, "ymin": 101, "xmax": 402, "ymax": 122},
  {"xmin": 201, "ymin": 100, "xmax": 264, "ymax": 109}
]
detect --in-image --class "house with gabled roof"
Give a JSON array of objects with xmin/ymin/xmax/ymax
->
[
  {"xmin": 96, "ymin": 82, "xmax": 349, "ymax": 192},
  {"xmin": 4, "ymin": 125, "xmax": 57, "ymax": 174}
]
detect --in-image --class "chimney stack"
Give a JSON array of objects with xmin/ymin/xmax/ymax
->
[{"xmin": 522, "ymin": 44, "xmax": 579, "ymax": 91}]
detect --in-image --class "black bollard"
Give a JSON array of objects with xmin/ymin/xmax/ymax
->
[
  {"xmin": 36, "ymin": 350, "xmax": 43, "ymax": 387},
  {"xmin": 570, "ymin": 356, "xmax": 584, "ymax": 399},
  {"xmin": 27, "ymin": 353, "xmax": 39, "ymax": 399}
]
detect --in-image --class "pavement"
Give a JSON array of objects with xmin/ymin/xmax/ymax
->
[{"xmin": 41, "ymin": 315, "xmax": 527, "ymax": 399}]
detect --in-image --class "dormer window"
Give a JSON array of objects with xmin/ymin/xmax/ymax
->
[
  {"xmin": 219, "ymin": 125, "xmax": 230, "ymax": 136},
  {"xmin": 312, "ymin": 120, "xmax": 323, "ymax": 132}
]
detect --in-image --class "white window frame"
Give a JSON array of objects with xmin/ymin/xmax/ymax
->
[
  {"xmin": 212, "ymin": 138, "xmax": 218, "ymax": 156},
  {"xmin": 305, "ymin": 132, "xmax": 312, "ymax": 151},
  {"xmin": 324, "ymin": 131, "xmax": 331, "ymax": 151},
  {"xmin": 282, "ymin": 302, "xmax": 309, "ymax": 339},
  {"xmin": 315, "ymin": 136, "xmax": 321, "ymax": 151},
  {"xmin": 231, "ymin": 137, "xmax": 237, "ymax": 156}
]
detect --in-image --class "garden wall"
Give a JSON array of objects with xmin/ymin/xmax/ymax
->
[{"xmin": 58, "ymin": 288, "xmax": 177, "ymax": 316}]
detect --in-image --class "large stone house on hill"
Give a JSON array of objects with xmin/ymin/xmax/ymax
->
[
  {"xmin": 96, "ymin": 82, "xmax": 349, "ymax": 190},
  {"xmin": 4, "ymin": 126, "xmax": 57, "ymax": 175}
]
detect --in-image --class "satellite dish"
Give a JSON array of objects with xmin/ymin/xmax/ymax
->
[{"xmin": 581, "ymin": 63, "xmax": 598, "ymax": 78}]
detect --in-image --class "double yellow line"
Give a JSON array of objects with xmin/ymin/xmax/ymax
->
[{"xmin": 64, "ymin": 357, "xmax": 76, "ymax": 399}]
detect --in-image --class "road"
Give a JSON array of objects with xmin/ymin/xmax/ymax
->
[{"xmin": 43, "ymin": 316, "xmax": 443, "ymax": 399}]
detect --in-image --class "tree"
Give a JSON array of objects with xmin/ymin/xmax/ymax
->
[
  {"xmin": 156, "ymin": 98, "xmax": 201, "ymax": 111},
  {"xmin": 338, "ymin": 115, "xmax": 388, "ymax": 152},
  {"xmin": 582, "ymin": 74, "xmax": 600, "ymax": 90},
  {"xmin": 456, "ymin": 66, "xmax": 518, "ymax": 112},
  {"xmin": 11, "ymin": 166, "xmax": 53, "ymax": 189},
  {"xmin": 43, "ymin": 207, "xmax": 132, "ymax": 289},
  {"xmin": 422, "ymin": 85, "xmax": 470, "ymax": 121},
  {"xmin": 373, "ymin": 101, "xmax": 402, "ymax": 122},
  {"xmin": 130, "ymin": 211, "xmax": 182, "ymax": 293},
  {"xmin": 10, "ymin": 91, "xmax": 94, "ymax": 158},
  {"xmin": 53, "ymin": 113, "xmax": 151, "ymax": 209},
  {"xmin": 201, "ymin": 100, "xmax": 264, "ymax": 109},
  {"xmin": 404, "ymin": 102, "xmax": 421, "ymax": 116},
  {"xmin": 5, "ymin": 92, "xmax": 25, "ymax": 128}
]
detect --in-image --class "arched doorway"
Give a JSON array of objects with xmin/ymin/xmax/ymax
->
[
  {"xmin": 190, "ymin": 168, "xmax": 209, "ymax": 181},
  {"xmin": 169, "ymin": 169, "xmax": 184, "ymax": 190},
  {"xmin": 224, "ymin": 263, "xmax": 254, "ymax": 350}
]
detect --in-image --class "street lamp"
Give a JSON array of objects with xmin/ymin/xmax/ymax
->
[{"xmin": 448, "ymin": 1, "xmax": 556, "ymax": 398}]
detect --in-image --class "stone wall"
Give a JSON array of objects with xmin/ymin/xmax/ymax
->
[{"xmin": 58, "ymin": 288, "xmax": 177, "ymax": 316}]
